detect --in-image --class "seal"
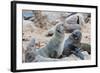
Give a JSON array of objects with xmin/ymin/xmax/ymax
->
[
  {"xmin": 62, "ymin": 30, "xmax": 83, "ymax": 59},
  {"xmin": 38, "ymin": 22, "xmax": 65, "ymax": 58}
]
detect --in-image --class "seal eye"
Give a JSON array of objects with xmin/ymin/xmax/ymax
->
[
  {"xmin": 73, "ymin": 34, "xmax": 77, "ymax": 37},
  {"xmin": 57, "ymin": 29, "xmax": 61, "ymax": 33},
  {"xmin": 72, "ymin": 34, "xmax": 78, "ymax": 40}
]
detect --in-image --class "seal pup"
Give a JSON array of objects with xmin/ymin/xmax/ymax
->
[
  {"xmin": 24, "ymin": 37, "xmax": 36, "ymax": 62},
  {"xmin": 38, "ymin": 22, "xmax": 65, "ymax": 58},
  {"xmin": 62, "ymin": 30, "xmax": 82, "ymax": 58}
]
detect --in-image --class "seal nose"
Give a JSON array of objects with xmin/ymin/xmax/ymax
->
[{"xmin": 75, "ymin": 37, "xmax": 78, "ymax": 40}]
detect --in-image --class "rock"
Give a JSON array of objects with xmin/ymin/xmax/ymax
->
[
  {"xmin": 80, "ymin": 43, "xmax": 91, "ymax": 54},
  {"xmin": 65, "ymin": 13, "xmax": 85, "ymax": 25},
  {"xmin": 29, "ymin": 17, "xmax": 35, "ymax": 21},
  {"xmin": 23, "ymin": 20, "xmax": 36, "ymax": 33},
  {"xmin": 64, "ymin": 24, "xmax": 81, "ymax": 33},
  {"xmin": 24, "ymin": 16, "xmax": 33, "ymax": 20},
  {"xmin": 64, "ymin": 13, "xmax": 85, "ymax": 33},
  {"xmin": 82, "ymin": 51, "xmax": 91, "ymax": 60}
]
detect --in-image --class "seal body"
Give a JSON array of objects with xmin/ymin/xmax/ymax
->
[
  {"xmin": 25, "ymin": 37, "xmax": 36, "ymax": 62},
  {"xmin": 63, "ymin": 30, "xmax": 82, "ymax": 57},
  {"xmin": 38, "ymin": 23, "xmax": 65, "ymax": 58}
]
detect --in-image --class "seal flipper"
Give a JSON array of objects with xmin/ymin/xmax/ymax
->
[{"xmin": 69, "ymin": 44, "xmax": 84, "ymax": 60}]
